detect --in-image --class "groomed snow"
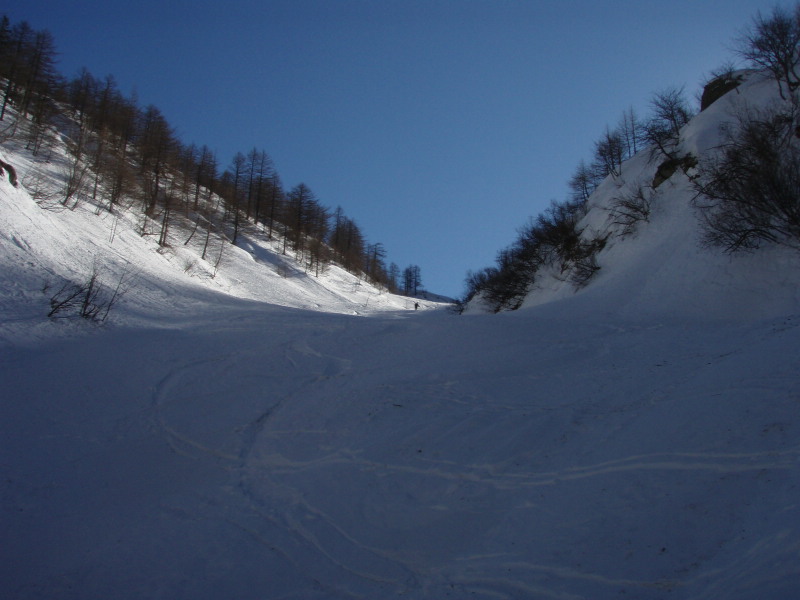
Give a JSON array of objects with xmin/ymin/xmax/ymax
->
[{"xmin": 2, "ymin": 71, "xmax": 799, "ymax": 599}]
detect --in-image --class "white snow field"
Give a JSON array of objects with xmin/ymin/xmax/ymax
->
[{"xmin": 2, "ymin": 71, "xmax": 800, "ymax": 599}]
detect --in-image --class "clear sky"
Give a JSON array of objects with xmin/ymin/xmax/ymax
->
[{"xmin": 7, "ymin": 0, "xmax": 790, "ymax": 298}]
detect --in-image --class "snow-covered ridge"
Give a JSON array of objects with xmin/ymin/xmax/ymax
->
[
  {"xmin": 466, "ymin": 70, "xmax": 800, "ymax": 321},
  {"xmin": 0, "ymin": 129, "xmax": 446, "ymax": 344}
]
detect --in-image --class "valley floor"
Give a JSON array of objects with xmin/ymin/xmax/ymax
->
[{"xmin": 2, "ymin": 297, "xmax": 798, "ymax": 599}]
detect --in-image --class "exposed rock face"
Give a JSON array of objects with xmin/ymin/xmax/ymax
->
[
  {"xmin": 653, "ymin": 154, "xmax": 698, "ymax": 189},
  {"xmin": 0, "ymin": 159, "xmax": 17, "ymax": 187},
  {"xmin": 701, "ymin": 73, "xmax": 743, "ymax": 111}
]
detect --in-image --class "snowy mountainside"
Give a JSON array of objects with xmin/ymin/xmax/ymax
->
[
  {"xmin": 0, "ymin": 139, "xmax": 436, "ymax": 344},
  {"xmin": 2, "ymin": 71, "xmax": 800, "ymax": 599},
  {"xmin": 467, "ymin": 71, "xmax": 800, "ymax": 321}
]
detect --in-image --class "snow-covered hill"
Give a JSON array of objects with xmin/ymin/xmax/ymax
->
[
  {"xmin": 466, "ymin": 70, "xmax": 800, "ymax": 321},
  {"xmin": 0, "ymin": 136, "xmax": 441, "ymax": 347},
  {"xmin": 2, "ymin": 71, "xmax": 799, "ymax": 599}
]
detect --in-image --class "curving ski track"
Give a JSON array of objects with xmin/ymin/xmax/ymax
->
[{"xmin": 3, "ymin": 306, "xmax": 800, "ymax": 599}]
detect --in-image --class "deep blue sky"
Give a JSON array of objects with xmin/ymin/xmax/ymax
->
[{"xmin": 8, "ymin": 0, "xmax": 789, "ymax": 297}]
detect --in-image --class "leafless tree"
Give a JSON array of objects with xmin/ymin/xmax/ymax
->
[
  {"xmin": 609, "ymin": 183, "xmax": 652, "ymax": 237},
  {"xmin": 47, "ymin": 265, "xmax": 129, "ymax": 322},
  {"xmin": 644, "ymin": 86, "xmax": 694, "ymax": 159},
  {"xmin": 694, "ymin": 100, "xmax": 800, "ymax": 251},
  {"xmin": 568, "ymin": 159, "xmax": 599, "ymax": 204},
  {"xmin": 403, "ymin": 264, "xmax": 422, "ymax": 296},
  {"xmin": 736, "ymin": 4, "xmax": 800, "ymax": 99},
  {"xmin": 617, "ymin": 106, "xmax": 645, "ymax": 158}
]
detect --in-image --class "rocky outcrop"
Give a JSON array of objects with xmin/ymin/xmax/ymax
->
[
  {"xmin": 0, "ymin": 159, "xmax": 18, "ymax": 187},
  {"xmin": 700, "ymin": 73, "xmax": 743, "ymax": 111},
  {"xmin": 653, "ymin": 154, "xmax": 697, "ymax": 189}
]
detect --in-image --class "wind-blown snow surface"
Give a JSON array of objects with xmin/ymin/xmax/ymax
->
[{"xmin": 2, "ymin": 73, "xmax": 800, "ymax": 599}]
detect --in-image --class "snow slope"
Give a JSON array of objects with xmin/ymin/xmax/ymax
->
[
  {"xmin": 477, "ymin": 71, "xmax": 800, "ymax": 323},
  {"xmin": 2, "ymin": 72, "xmax": 800, "ymax": 599},
  {"xmin": 0, "ymin": 136, "xmax": 434, "ymax": 347},
  {"xmin": 3, "ymin": 292, "xmax": 798, "ymax": 599}
]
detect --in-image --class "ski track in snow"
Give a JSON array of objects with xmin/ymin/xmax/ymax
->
[
  {"xmin": 3, "ymin": 300, "xmax": 799, "ymax": 599},
  {"xmin": 71, "ymin": 304, "xmax": 791, "ymax": 600},
  {"xmin": 3, "ymin": 73, "xmax": 800, "ymax": 599}
]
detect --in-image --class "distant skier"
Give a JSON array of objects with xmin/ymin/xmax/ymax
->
[{"xmin": 414, "ymin": 302, "xmax": 420, "ymax": 310}]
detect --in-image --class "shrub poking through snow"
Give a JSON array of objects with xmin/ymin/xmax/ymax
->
[
  {"xmin": 46, "ymin": 266, "xmax": 129, "ymax": 322},
  {"xmin": 609, "ymin": 184, "xmax": 653, "ymax": 237},
  {"xmin": 694, "ymin": 99, "xmax": 800, "ymax": 252},
  {"xmin": 459, "ymin": 198, "xmax": 609, "ymax": 311}
]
